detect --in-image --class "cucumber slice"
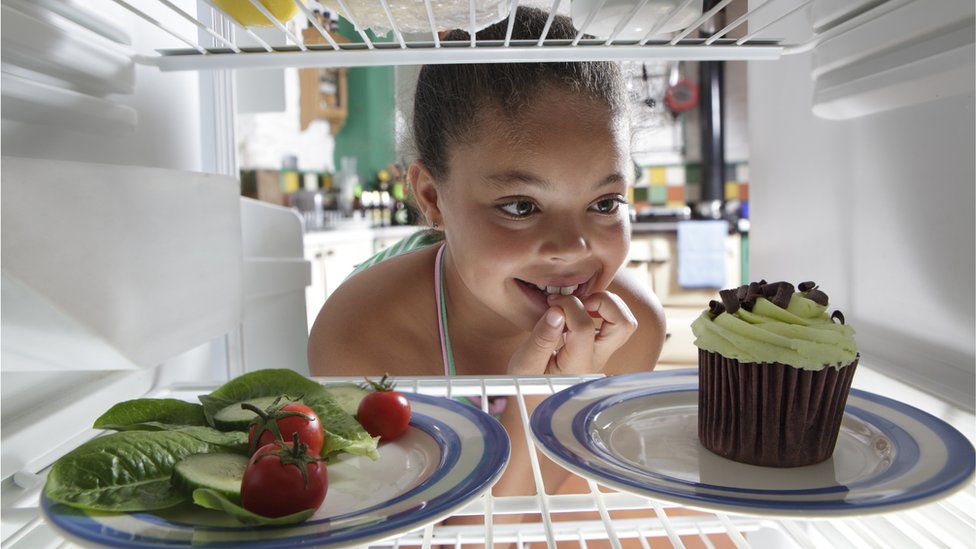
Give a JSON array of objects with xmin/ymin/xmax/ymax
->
[
  {"xmin": 212, "ymin": 395, "xmax": 280, "ymax": 431},
  {"xmin": 323, "ymin": 384, "xmax": 369, "ymax": 417},
  {"xmin": 171, "ymin": 453, "xmax": 248, "ymax": 502}
]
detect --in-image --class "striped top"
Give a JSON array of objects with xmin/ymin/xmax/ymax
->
[{"xmin": 348, "ymin": 229, "xmax": 443, "ymax": 278}]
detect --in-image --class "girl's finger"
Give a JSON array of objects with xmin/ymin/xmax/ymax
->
[
  {"xmin": 546, "ymin": 295, "xmax": 597, "ymax": 374},
  {"xmin": 507, "ymin": 307, "xmax": 566, "ymax": 376},
  {"xmin": 581, "ymin": 291, "xmax": 638, "ymax": 361},
  {"xmin": 582, "ymin": 291, "xmax": 638, "ymax": 333},
  {"xmin": 547, "ymin": 294, "xmax": 594, "ymax": 334}
]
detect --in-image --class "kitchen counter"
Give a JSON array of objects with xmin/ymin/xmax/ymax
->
[
  {"xmin": 303, "ymin": 224, "xmax": 419, "ymax": 246},
  {"xmin": 631, "ymin": 221, "xmax": 682, "ymax": 233},
  {"xmin": 632, "ymin": 219, "xmax": 749, "ymax": 235}
]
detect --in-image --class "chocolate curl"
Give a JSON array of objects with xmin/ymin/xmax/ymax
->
[
  {"xmin": 746, "ymin": 282, "xmax": 764, "ymax": 300},
  {"xmin": 741, "ymin": 282, "xmax": 764, "ymax": 311},
  {"xmin": 735, "ymin": 284, "xmax": 749, "ymax": 301},
  {"xmin": 798, "ymin": 281, "xmax": 817, "ymax": 292},
  {"xmin": 805, "ymin": 288, "xmax": 829, "ymax": 306},
  {"xmin": 708, "ymin": 300, "xmax": 726, "ymax": 318},
  {"xmin": 831, "ymin": 310, "xmax": 846, "ymax": 325},
  {"xmin": 719, "ymin": 289, "xmax": 740, "ymax": 314},
  {"xmin": 762, "ymin": 281, "xmax": 781, "ymax": 298},
  {"xmin": 772, "ymin": 282, "xmax": 794, "ymax": 309}
]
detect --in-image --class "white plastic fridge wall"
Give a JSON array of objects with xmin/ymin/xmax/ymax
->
[{"xmin": 4, "ymin": 372, "xmax": 973, "ymax": 549}]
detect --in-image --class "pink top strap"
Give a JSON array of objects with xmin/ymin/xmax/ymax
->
[{"xmin": 434, "ymin": 244, "xmax": 453, "ymax": 377}]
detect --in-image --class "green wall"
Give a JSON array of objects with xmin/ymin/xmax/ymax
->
[{"xmin": 333, "ymin": 19, "xmax": 396, "ymax": 186}]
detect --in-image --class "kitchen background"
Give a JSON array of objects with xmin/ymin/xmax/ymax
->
[{"xmin": 234, "ymin": 11, "xmax": 752, "ymax": 369}]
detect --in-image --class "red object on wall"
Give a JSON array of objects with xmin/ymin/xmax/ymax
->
[{"xmin": 665, "ymin": 79, "xmax": 699, "ymax": 113}]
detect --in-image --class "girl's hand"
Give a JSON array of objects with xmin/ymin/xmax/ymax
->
[{"xmin": 507, "ymin": 291, "xmax": 638, "ymax": 376}]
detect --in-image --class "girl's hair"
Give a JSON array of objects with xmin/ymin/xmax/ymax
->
[{"xmin": 412, "ymin": 6, "xmax": 628, "ymax": 181}]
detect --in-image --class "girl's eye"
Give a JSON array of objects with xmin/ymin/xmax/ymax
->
[
  {"xmin": 591, "ymin": 196, "xmax": 627, "ymax": 214},
  {"xmin": 498, "ymin": 199, "xmax": 538, "ymax": 218}
]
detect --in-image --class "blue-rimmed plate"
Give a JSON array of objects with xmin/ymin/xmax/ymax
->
[
  {"xmin": 43, "ymin": 392, "xmax": 510, "ymax": 548},
  {"xmin": 530, "ymin": 369, "xmax": 975, "ymax": 517}
]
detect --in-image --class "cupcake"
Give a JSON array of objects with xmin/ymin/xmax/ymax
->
[{"xmin": 691, "ymin": 280, "xmax": 858, "ymax": 467}]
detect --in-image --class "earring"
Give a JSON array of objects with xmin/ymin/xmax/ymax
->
[{"xmin": 431, "ymin": 221, "xmax": 439, "ymax": 230}]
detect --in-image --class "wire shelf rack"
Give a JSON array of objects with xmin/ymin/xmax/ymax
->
[
  {"xmin": 98, "ymin": 0, "xmax": 921, "ymax": 70},
  {"xmin": 5, "ymin": 373, "xmax": 973, "ymax": 549}
]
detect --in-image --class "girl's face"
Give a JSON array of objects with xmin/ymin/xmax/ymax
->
[{"xmin": 435, "ymin": 87, "xmax": 632, "ymax": 333}]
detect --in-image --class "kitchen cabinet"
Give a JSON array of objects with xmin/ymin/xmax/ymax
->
[
  {"xmin": 298, "ymin": 24, "xmax": 348, "ymax": 133},
  {"xmin": 304, "ymin": 230, "xmax": 373, "ymax": 329},
  {"xmin": 627, "ymin": 230, "xmax": 742, "ymax": 307},
  {"xmin": 304, "ymin": 226, "xmax": 420, "ymax": 330}
]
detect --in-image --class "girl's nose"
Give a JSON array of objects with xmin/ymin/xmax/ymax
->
[{"xmin": 541, "ymin": 220, "xmax": 589, "ymax": 262}]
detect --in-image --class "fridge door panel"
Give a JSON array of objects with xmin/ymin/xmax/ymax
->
[
  {"xmin": 810, "ymin": 0, "xmax": 976, "ymax": 119},
  {"xmin": 1, "ymin": 272, "xmax": 140, "ymax": 372},
  {"xmin": 0, "ymin": 1, "xmax": 135, "ymax": 96},
  {"xmin": 0, "ymin": 156, "xmax": 243, "ymax": 371},
  {"xmin": 0, "ymin": 71, "xmax": 138, "ymax": 134},
  {"xmin": 240, "ymin": 198, "xmax": 311, "ymax": 375},
  {"xmin": 0, "ymin": 0, "xmax": 206, "ymax": 172},
  {"xmin": 749, "ymin": 9, "xmax": 975, "ymax": 413},
  {"xmin": 0, "ymin": 368, "xmax": 155, "ymax": 480}
]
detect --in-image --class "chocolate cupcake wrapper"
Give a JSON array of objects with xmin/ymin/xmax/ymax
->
[{"xmin": 698, "ymin": 350, "xmax": 859, "ymax": 467}]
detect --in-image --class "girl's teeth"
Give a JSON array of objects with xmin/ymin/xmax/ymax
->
[{"xmin": 534, "ymin": 283, "xmax": 579, "ymax": 295}]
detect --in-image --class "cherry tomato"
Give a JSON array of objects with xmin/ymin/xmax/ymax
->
[
  {"xmin": 246, "ymin": 398, "xmax": 324, "ymax": 456},
  {"xmin": 240, "ymin": 437, "xmax": 328, "ymax": 518},
  {"xmin": 358, "ymin": 375, "xmax": 411, "ymax": 441}
]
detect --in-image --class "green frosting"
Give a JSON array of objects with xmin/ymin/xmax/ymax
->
[{"xmin": 691, "ymin": 289, "xmax": 857, "ymax": 371}]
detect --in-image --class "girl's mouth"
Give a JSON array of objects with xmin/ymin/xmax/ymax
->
[
  {"xmin": 514, "ymin": 278, "xmax": 588, "ymax": 311},
  {"xmin": 533, "ymin": 282, "xmax": 579, "ymax": 296}
]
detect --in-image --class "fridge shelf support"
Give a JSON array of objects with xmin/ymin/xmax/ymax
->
[
  {"xmin": 104, "ymin": 0, "xmax": 932, "ymax": 70},
  {"xmin": 148, "ymin": 41, "xmax": 785, "ymax": 71}
]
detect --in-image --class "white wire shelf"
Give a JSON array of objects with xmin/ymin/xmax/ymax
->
[
  {"xmin": 5, "ymin": 374, "xmax": 973, "ymax": 549},
  {"xmin": 107, "ymin": 0, "xmax": 920, "ymax": 70}
]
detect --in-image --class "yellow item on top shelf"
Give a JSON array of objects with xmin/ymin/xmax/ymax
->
[
  {"xmin": 281, "ymin": 171, "xmax": 300, "ymax": 194},
  {"xmin": 212, "ymin": 0, "xmax": 303, "ymax": 27}
]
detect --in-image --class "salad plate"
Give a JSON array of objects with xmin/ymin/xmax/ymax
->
[
  {"xmin": 530, "ymin": 369, "xmax": 975, "ymax": 518},
  {"xmin": 42, "ymin": 392, "xmax": 510, "ymax": 548}
]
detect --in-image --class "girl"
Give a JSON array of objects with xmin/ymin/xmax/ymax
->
[{"xmin": 308, "ymin": 4, "xmax": 666, "ymax": 523}]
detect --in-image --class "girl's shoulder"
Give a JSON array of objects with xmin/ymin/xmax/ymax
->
[
  {"xmin": 606, "ymin": 270, "xmax": 668, "ymax": 374},
  {"xmin": 307, "ymin": 245, "xmax": 442, "ymax": 377},
  {"xmin": 609, "ymin": 268, "xmax": 664, "ymax": 313}
]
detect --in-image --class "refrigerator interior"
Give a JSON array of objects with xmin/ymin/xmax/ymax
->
[{"xmin": 1, "ymin": 0, "xmax": 974, "ymax": 547}]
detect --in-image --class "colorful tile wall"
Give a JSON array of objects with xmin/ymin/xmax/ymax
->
[
  {"xmin": 725, "ymin": 182, "xmax": 740, "ymax": 200},
  {"xmin": 665, "ymin": 166, "xmax": 685, "ymax": 185},
  {"xmin": 634, "ymin": 162, "xmax": 749, "ymax": 209},
  {"xmin": 649, "ymin": 185, "xmax": 667, "ymax": 203},
  {"xmin": 649, "ymin": 167, "xmax": 667, "ymax": 186},
  {"xmin": 666, "ymin": 186, "xmax": 684, "ymax": 207}
]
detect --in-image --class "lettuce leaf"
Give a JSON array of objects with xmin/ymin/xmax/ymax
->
[
  {"xmin": 200, "ymin": 369, "xmax": 378, "ymax": 460},
  {"xmin": 192, "ymin": 489, "xmax": 314, "ymax": 525},
  {"xmin": 198, "ymin": 369, "xmax": 328, "ymax": 424},
  {"xmin": 94, "ymin": 398, "xmax": 208, "ymax": 430},
  {"xmin": 304, "ymin": 393, "xmax": 379, "ymax": 460},
  {"xmin": 44, "ymin": 431, "xmax": 224, "ymax": 512},
  {"xmin": 92, "ymin": 398, "xmax": 247, "ymax": 452}
]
